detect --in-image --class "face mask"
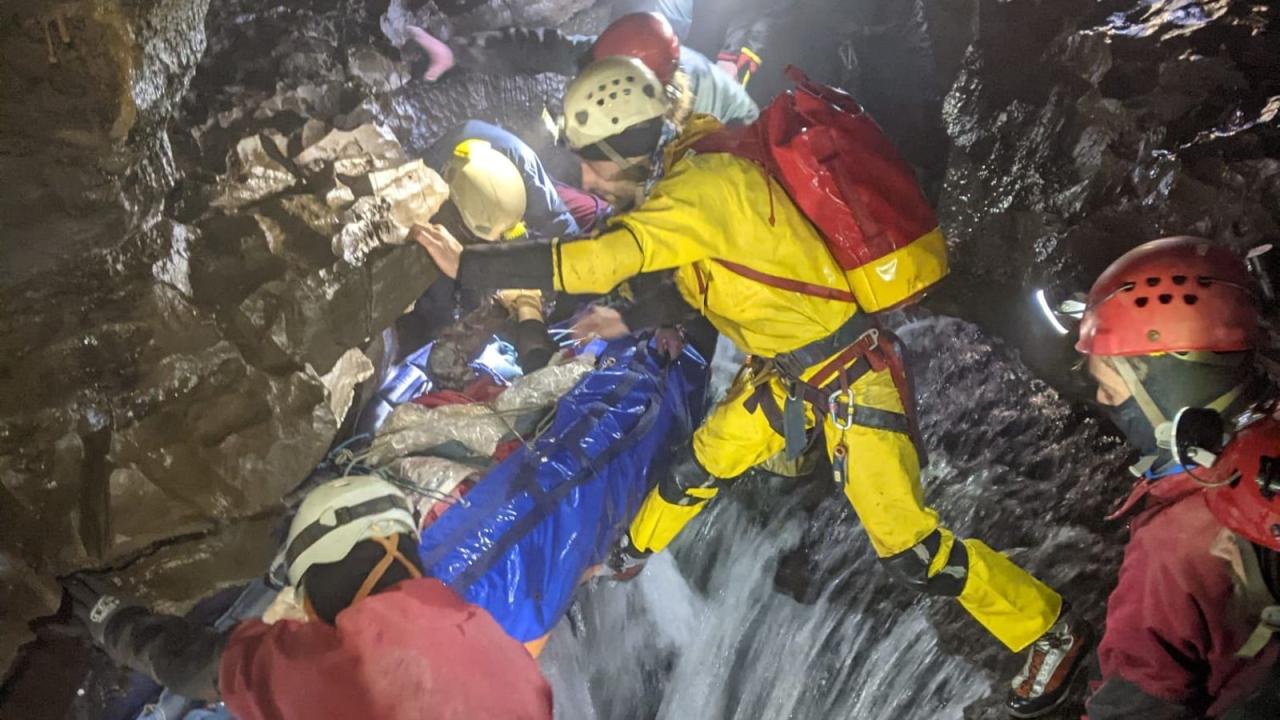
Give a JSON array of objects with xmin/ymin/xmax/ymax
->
[{"xmin": 1104, "ymin": 396, "xmax": 1160, "ymax": 457}]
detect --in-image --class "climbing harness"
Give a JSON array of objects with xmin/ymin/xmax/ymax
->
[{"xmin": 743, "ymin": 313, "xmax": 925, "ymax": 465}]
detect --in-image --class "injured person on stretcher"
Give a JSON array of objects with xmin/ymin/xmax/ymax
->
[{"xmin": 61, "ymin": 296, "xmax": 710, "ymax": 720}]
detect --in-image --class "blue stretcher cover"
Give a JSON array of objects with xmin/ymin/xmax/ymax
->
[{"xmin": 417, "ymin": 337, "xmax": 707, "ymax": 641}]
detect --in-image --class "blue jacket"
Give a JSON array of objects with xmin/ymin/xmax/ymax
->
[{"xmin": 427, "ymin": 120, "xmax": 580, "ymax": 240}]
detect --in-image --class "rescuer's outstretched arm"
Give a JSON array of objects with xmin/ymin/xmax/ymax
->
[{"xmin": 63, "ymin": 575, "xmax": 226, "ymax": 701}]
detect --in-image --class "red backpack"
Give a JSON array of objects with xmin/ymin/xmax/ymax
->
[{"xmin": 692, "ymin": 67, "xmax": 948, "ymax": 312}]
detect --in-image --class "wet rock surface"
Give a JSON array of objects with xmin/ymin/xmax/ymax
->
[
  {"xmin": 0, "ymin": 0, "xmax": 460, "ymax": 690},
  {"xmin": 934, "ymin": 0, "xmax": 1280, "ymax": 381},
  {"xmin": 1, "ymin": 0, "xmax": 1277, "ymax": 718}
]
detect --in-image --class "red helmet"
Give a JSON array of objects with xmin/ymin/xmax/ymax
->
[
  {"xmin": 1203, "ymin": 413, "xmax": 1280, "ymax": 551},
  {"xmin": 591, "ymin": 12, "xmax": 680, "ymax": 84},
  {"xmin": 1076, "ymin": 236, "xmax": 1260, "ymax": 356}
]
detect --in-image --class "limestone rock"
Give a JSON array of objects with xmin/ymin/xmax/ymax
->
[
  {"xmin": 347, "ymin": 46, "xmax": 409, "ymax": 93},
  {"xmin": 318, "ymin": 348, "xmax": 376, "ymax": 424},
  {"xmin": 294, "ymin": 123, "xmax": 408, "ymax": 178},
  {"xmin": 0, "ymin": 553, "xmax": 60, "ymax": 685},
  {"xmin": 210, "ymin": 133, "xmax": 298, "ymax": 211}
]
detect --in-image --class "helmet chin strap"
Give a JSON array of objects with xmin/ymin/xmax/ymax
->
[
  {"xmin": 1110, "ymin": 355, "xmax": 1249, "ymax": 453},
  {"xmin": 595, "ymin": 138, "xmax": 641, "ymax": 172},
  {"xmin": 1109, "ymin": 356, "xmax": 1172, "ymax": 447}
]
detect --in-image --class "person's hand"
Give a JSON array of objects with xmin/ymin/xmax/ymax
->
[
  {"xmin": 62, "ymin": 574, "xmax": 132, "ymax": 645},
  {"xmin": 653, "ymin": 327, "xmax": 685, "ymax": 360},
  {"xmin": 569, "ymin": 305, "xmax": 630, "ymax": 342},
  {"xmin": 405, "ymin": 26, "xmax": 455, "ymax": 82},
  {"xmin": 410, "ymin": 223, "xmax": 463, "ymax": 279}
]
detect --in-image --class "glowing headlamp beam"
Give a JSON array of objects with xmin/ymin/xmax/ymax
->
[{"xmin": 1035, "ymin": 288, "xmax": 1071, "ymax": 336}]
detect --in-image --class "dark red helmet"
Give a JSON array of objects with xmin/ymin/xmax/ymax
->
[
  {"xmin": 1076, "ymin": 236, "xmax": 1260, "ymax": 356},
  {"xmin": 591, "ymin": 12, "xmax": 680, "ymax": 84},
  {"xmin": 1204, "ymin": 413, "xmax": 1280, "ymax": 551}
]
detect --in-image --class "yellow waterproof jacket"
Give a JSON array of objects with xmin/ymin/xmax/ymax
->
[{"xmin": 552, "ymin": 118, "xmax": 860, "ymax": 357}]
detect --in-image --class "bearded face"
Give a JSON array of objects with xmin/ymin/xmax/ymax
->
[{"xmin": 579, "ymin": 158, "xmax": 652, "ymax": 212}]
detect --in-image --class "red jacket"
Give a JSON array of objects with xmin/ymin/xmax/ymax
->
[
  {"xmin": 218, "ymin": 578, "xmax": 553, "ymax": 720},
  {"xmin": 1088, "ymin": 475, "xmax": 1278, "ymax": 719}
]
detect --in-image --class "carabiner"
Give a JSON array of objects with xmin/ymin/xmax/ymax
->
[{"xmin": 829, "ymin": 388, "xmax": 856, "ymax": 430}]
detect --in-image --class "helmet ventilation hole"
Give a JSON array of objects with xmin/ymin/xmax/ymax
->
[
  {"xmin": 1145, "ymin": 277, "xmax": 1161, "ymax": 287},
  {"xmin": 1172, "ymin": 275, "xmax": 1188, "ymax": 285},
  {"xmin": 1135, "ymin": 297, "xmax": 1149, "ymax": 308},
  {"xmin": 1197, "ymin": 277, "xmax": 1213, "ymax": 287},
  {"xmin": 1158, "ymin": 293, "xmax": 1173, "ymax": 304},
  {"xmin": 1184, "ymin": 294, "xmax": 1199, "ymax": 305}
]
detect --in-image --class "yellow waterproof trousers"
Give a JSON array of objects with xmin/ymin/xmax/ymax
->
[{"xmin": 628, "ymin": 355, "xmax": 1063, "ymax": 653}]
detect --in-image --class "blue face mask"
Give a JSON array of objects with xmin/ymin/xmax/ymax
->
[{"xmin": 1105, "ymin": 396, "xmax": 1160, "ymax": 457}]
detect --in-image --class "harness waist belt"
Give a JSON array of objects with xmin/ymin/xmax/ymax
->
[{"xmin": 771, "ymin": 312, "xmax": 879, "ymax": 380}]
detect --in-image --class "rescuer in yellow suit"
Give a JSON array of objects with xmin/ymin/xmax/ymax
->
[{"xmin": 415, "ymin": 56, "xmax": 1089, "ymax": 717}]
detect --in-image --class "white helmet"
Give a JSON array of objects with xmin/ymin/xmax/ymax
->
[
  {"xmin": 443, "ymin": 139, "xmax": 528, "ymax": 241},
  {"xmin": 563, "ymin": 56, "xmax": 669, "ymax": 155},
  {"xmin": 285, "ymin": 476, "xmax": 417, "ymax": 588}
]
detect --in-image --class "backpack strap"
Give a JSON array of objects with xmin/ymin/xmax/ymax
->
[{"xmin": 714, "ymin": 259, "xmax": 855, "ymax": 303}]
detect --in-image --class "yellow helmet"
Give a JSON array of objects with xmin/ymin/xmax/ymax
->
[
  {"xmin": 563, "ymin": 56, "xmax": 669, "ymax": 156},
  {"xmin": 443, "ymin": 139, "xmax": 528, "ymax": 241}
]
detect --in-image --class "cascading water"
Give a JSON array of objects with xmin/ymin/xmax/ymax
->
[
  {"xmin": 540, "ymin": 315, "xmax": 1131, "ymax": 720},
  {"xmin": 542, "ymin": 484, "xmax": 990, "ymax": 720}
]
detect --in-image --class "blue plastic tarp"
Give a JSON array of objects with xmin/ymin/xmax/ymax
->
[{"xmin": 417, "ymin": 337, "xmax": 707, "ymax": 641}]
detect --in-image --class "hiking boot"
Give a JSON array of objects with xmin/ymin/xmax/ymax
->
[
  {"xmin": 606, "ymin": 533, "xmax": 650, "ymax": 582},
  {"xmin": 1007, "ymin": 612, "xmax": 1093, "ymax": 718}
]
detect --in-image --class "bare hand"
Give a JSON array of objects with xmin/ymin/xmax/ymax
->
[
  {"xmin": 410, "ymin": 223, "xmax": 463, "ymax": 279},
  {"xmin": 406, "ymin": 26, "xmax": 455, "ymax": 82},
  {"xmin": 570, "ymin": 305, "xmax": 630, "ymax": 342},
  {"xmin": 653, "ymin": 327, "xmax": 685, "ymax": 360}
]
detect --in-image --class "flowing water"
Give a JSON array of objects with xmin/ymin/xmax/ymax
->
[
  {"xmin": 540, "ymin": 316, "xmax": 1129, "ymax": 720},
  {"xmin": 543, "ymin": 322, "xmax": 986, "ymax": 719},
  {"xmin": 541, "ymin": 480, "xmax": 991, "ymax": 720}
]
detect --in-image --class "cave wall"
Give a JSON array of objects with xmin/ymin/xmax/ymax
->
[
  {"xmin": 935, "ymin": 0, "xmax": 1280, "ymax": 379},
  {"xmin": 0, "ymin": 0, "xmax": 608, "ymax": 691}
]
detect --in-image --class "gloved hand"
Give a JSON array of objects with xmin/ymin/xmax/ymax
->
[
  {"xmin": 606, "ymin": 533, "xmax": 652, "ymax": 582},
  {"xmin": 496, "ymin": 289, "xmax": 545, "ymax": 323},
  {"xmin": 62, "ymin": 574, "xmax": 133, "ymax": 646}
]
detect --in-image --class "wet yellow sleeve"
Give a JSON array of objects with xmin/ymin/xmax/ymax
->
[{"xmin": 552, "ymin": 156, "xmax": 746, "ymax": 294}]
